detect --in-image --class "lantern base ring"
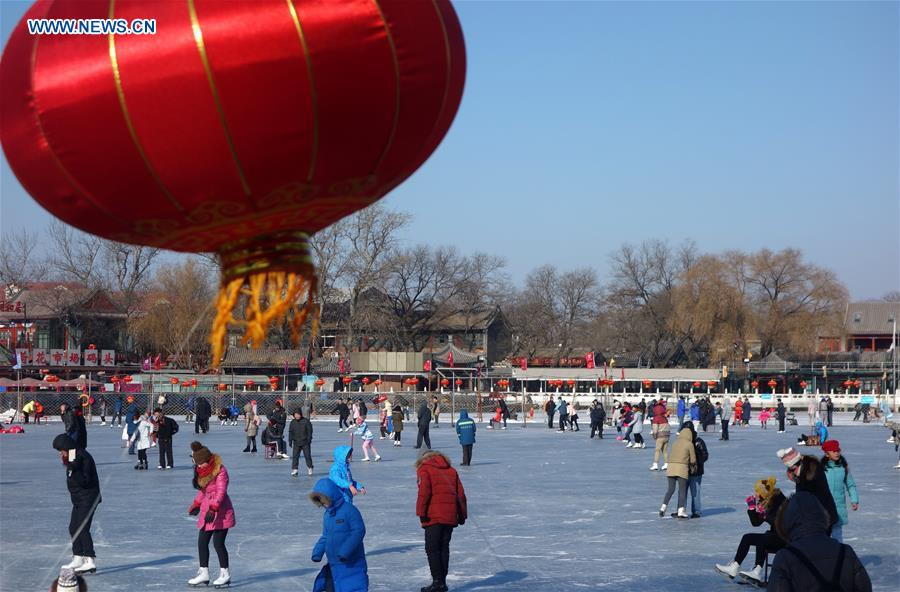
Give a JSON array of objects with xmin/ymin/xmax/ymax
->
[{"xmin": 210, "ymin": 231, "xmax": 319, "ymax": 366}]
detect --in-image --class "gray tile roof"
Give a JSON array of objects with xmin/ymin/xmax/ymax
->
[{"xmin": 844, "ymin": 302, "xmax": 900, "ymax": 335}]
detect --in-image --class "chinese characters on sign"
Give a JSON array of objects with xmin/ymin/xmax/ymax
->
[
  {"xmin": 15, "ymin": 348, "xmax": 31, "ymax": 365},
  {"xmin": 12, "ymin": 348, "xmax": 117, "ymax": 366},
  {"xmin": 65, "ymin": 349, "xmax": 81, "ymax": 366},
  {"xmin": 84, "ymin": 348, "xmax": 98, "ymax": 366},
  {"xmin": 0, "ymin": 300, "xmax": 25, "ymax": 313},
  {"xmin": 101, "ymin": 350, "xmax": 116, "ymax": 367}
]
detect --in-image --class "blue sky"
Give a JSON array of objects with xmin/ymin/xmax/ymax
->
[{"xmin": 1, "ymin": 0, "xmax": 897, "ymax": 299}]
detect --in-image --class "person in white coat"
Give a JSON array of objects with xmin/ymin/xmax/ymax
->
[{"xmin": 129, "ymin": 412, "xmax": 153, "ymax": 470}]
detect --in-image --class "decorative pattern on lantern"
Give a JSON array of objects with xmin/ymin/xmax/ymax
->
[
  {"xmin": 454, "ymin": 379, "xmax": 463, "ymax": 387},
  {"xmin": 361, "ymin": 377, "xmax": 370, "ymax": 385},
  {"xmin": 342, "ymin": 377, "xmax": 352, "ymax": 385},
  {"xmin": 245, "ymin": 380, "xmax": 254, "ymax": 389},
  {"xmin": 440, "ymin": 378, "xmax": 450, "ymax": 387},
  {"xmin": 0, "ymin": 0, "xmax": 466, "ymax": 366},
  {"xmin": 218, "ymin": 383, "xmax": 227, "ymax": 392},
  {"xmin": 751, "ymin": 380, "xmax": 759, "ymax": 389},
  {"xmin": 566, "ymin": 379, "xmax": 575, "ymax": 388},
  {"xmin": 799, "ymin": 380, "xmax": 808, "ymax": 389},
  {"xmin": 767, "ymin": 379, "xmax": 778, "ymax": 390},
  {"xmin": 374, "ymin": 379, "xmax": 383, "ymax": 386},
  {"xmin": 642, "ymin": 380, "xmax": 653, "ymax": 389}
]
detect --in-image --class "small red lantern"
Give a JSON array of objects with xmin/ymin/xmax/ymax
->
[
  {"xmin": 405, "ymin": 377, "xmax": 418, "ymax": 386},
  {"xmin": 342, "ymin": 376, "xmax": 352, "ymax": 385},
  {"xmin": 440, "ymin": 378, "xmax": 450, "ymax": 387},
  {"xmin": 169, "ymin": 377, "xmax": 179, "ymax": 385},
  {"xmin": 692, "ymin": 381, "xmax": 701, "ymax": 389},
  {"xmin": 842, "ymin": 379, "xmax": 852, "ymax": 388},
  {"xmin": 181, "ymin": 381, "xmax": 191, "ymax": 387},
  {"xmin": 853, "ymin": 379, "xmax": 861, "ymax": 388},
  {"xmin": 362, "ymin": 377, "xmax": 371, "ymax": 385},
  {"xmin": 799, "ymin": 380, "xmax": 808, "ymax": 389},
  {"xmin": 314, "ymin": 378, "xmax": 326, "ymax": 387},
  {"xmin": 245, "ymin": 380, "xmax": 254, "ymax": 388},
  {"xmin": 751, "ymin": 380, "xmax": 759, "ymax": 389},
  {"xmin": 218, "ymin": 383, "xmax": 227, "ymax": 391},
  {"xmin": 642, "ymin": 380, "xmax": 653, "ymax": 388},
  {"xmin": 707, "ymin": 380, "xmax": 717, "ymax": 387},
  {"xmin": 374, "ymin": 379, "xmax": 383, "ymax": 386},
  {"xmin": 767, "ymin": 379, "xmax": 777, "ymax": 389},
  {"xmin": 190, "ymin": 378, "xmax": 198, "ymax": 387},
  {"xmin": 122, "ymin": 376, "xmax": 133, "ymax": 383},
  {"xmin": 566, "ymin": 379, "xmax": 575, "ymax": 388},
  {"xmin": 455, "ymin": 379, "xmax": 463, "ymax": 387}
]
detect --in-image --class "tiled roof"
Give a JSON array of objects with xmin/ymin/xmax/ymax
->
[
  {"xmin": 220, "ymin": 348, "xmax": 306, "ymax": 368},
  {"xmin": 430, "ymin": 344, "xmax": 481, "ymax": 365},
  {"xmin": 845, "ymin": 302, "xmax": 900, "ymax": 335}
]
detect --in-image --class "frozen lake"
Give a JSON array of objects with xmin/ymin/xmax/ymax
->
[{"xmin": 1, "ymin": 414, "xmax": 898, "ymax": 591}]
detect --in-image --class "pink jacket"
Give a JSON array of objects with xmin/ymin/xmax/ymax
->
[{"xmin": 191, "ymin": 458, "xmax": 236, "ymax": 531}]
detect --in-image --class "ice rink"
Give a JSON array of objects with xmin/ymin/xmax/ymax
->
[{"xmin": 1, "ymin": 413, "xmax": 898, "ymax": 591}]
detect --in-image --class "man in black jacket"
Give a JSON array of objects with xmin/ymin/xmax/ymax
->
[
  {"xmin": 589, "ymin": 400, "xmax": 606, "ymax": 438},
  {"xmin": 499, "ymin": 398, "xmax": 509, "ymax": 429},
  {"xmin": 776, "ymin": 399, "xmax": 787, "ymax": 433},
  {"xmin": 416, "ymin": 401, "xmax": 432, "ymax": 449},
  {"xmin": 288, "ymin": 409, "xmax": 314, "ymax": 476},
  {"xmin": 194, "ymin": 397, "xmax": 211, "ymax": 434},
  {"xmin": 52, "ymin": 434, "xmax": 101, "ymax": 575},
  {"xmin": 682, "ymin": 422, "xmax": 708, "ymax": 519},
  {"xmin": 545, "ymin": 396, "xmax": 556, "ymax": 429},
  {"xmin": 60, "ymin": 403, "xmax": 78, "ymax": 443},
  {"xmin": 152, "ymin": 408, "xmax": 178, "ymax": 469},
  {"xmin": 269, "ymin": 402, "xmax": 288, "ymax": 458}
]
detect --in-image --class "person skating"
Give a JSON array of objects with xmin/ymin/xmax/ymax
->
[
  {"xmin": 759, "ymin": 408, "xmax": 771, "ymax": 429},
  {"xmin": 187, "ymin": 442, "xmax": 235, "ymax": 588},
  {"xmin": 153, "ymin": 408, "xmax": 178, "ymax": 469},
  {"xmin": 589, "ymin": 400, "xmax": 605, "ymax": 439},
  {"xmin": 797, "ymin": 421, "xmax": 828, "ymax": 447},
  {"xmin": 52, "ymin": 433, "xmax": 101, "ymax": 575},
  {"xmin": 185, "ymin": 395, "xmax": 196, "ymax": 424},
  {"xmin": 431, "ymin": 395, "xmax": 440, "ymax": 427},
  {"xmin": 416, "ymin": 401, "xmax": 432, "ymax": 450},
  {"xmin": 776, "ymin": 398, "xmax": 787, "ymax": 433},
  {"xmin": 195, "ymin": 397, "xmax": 212, "ymax": 434},
  {"xmin": 826, "ymin": 396, "xmax": 834, "ymax": 427},
  {"xmin": 309, "ymin": 477, "xmax": 369, "ymax": 592},
  {"xmin": 658, "ymin": 423, "xmax": 696, "ymax": 519},
  {"xmin": 391, "ymin": 404, "xmax": 404, "ymax": 446},
  {"xmin": 242, "ymin": 402, "xmax": 259, "ymax": 452},
  {"xmin": 734, "ymin": 398, "xmax": 743, "ymax": 427},
  {"xmin": 289, "ymin": 409, "xmax": 314, "ymax": 476},
  {"xmin": 129, "ymin": 411, "xmax": 153, "ymax": 470},
  {"xmin": 456, "ymin": 409, "xmax": 476, "ymax": 466},
  {"xmin": 498, "ymin": 397, "xmax": 509, "ymax": 429},
  {"xmin": 777, "ymin": 448, "xmax": 839, "ymax": 533},
  {"xmin": 676, "ymin": 396, "xmax": 686, "ymax": 426},
  {"xmin": 629, "ymin": 406, "xmax": 645, "ymax": 448},
  {"xmin": 416, "ymin": 450, "xmax": 467, "ymax": 592},
  {"xmin": 354, "ymin": 417, "xmax": 381, "ymax": 463},
  {"xmin": 807, "ymin": 397, "xmax": 817, "ymax": 428},
  {"xmin": 689, "ymin": 399, "xmax": 700, "ymax": 432},
  {"xmin": 741, "ymin": 397, "xmax": 751, "ymax": 427},
  {"xmin": 268, "ymin": 401, "xmax": 289, "ymax": 459},
  {"xmin": 714, "ymin": 476, "xmax": 787, "ymax": 585},
  {"xmin": 112, "ymin": 395, "xmax": 124, "ymax": 427},
  {"xmin": 821, "ymin": 440, "xmax": 858, "ymax": 543},
  {"xmin": 545, "ymin": 396, "xmax": 556, "ymax": 429},
  {"xmin": 556, "ymin": 397, "xmax": 568, "ymax": 432},
  {"xmin": 650, "ymin": 405, "xmax": 670, "ymax": 471},
  {"xmin": 681, "ymin": 422, "xmax": 708, "ymax": 518},
  {"xmin": 60, "ymin": 403, "xmax": 78, "ymax": 445},
  {"xmin": 337, "ymin": 397, "xmax": 351, "ymax": 432},
  {"xmin": 767, "ymin": 491, "xmax": 871, "ymax": 592},
  {"xmin": 329, "ymin": 445, "xmax": 366, "ymax": 503},
  {"xmin": 124, "ymin": 401, "xmax": 139, "ymax": 455},
  {"xmin": 568, "ymin": 401, "xmax": 580, "ymax": 431}
]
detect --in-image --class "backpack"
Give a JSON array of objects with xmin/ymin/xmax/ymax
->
[{"xmin": 783, "ymin": 544, "xmax": 847, "ymax": 591}]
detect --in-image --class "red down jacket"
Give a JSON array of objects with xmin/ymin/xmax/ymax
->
[{"xmin": 415, "ymin": 451, "xmax": 467, "ymax": 528}]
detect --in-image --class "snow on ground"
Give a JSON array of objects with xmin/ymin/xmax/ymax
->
[{"xmin": 1, "ymin": 413, "xmax": 898, "ymax": 591}]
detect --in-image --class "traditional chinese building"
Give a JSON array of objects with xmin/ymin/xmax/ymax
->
[{"xmin": 842, "ymin": 301, "xmax": 899, "ymax": 352}]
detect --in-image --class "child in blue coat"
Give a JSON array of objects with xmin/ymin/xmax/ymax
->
[
  {"xmin": 309, "ymin": 478, "xmax": 368, "ymax": 592},
  {"xmin": 329, "ymin": 445, "xmax": 366, "ymax": 503}
]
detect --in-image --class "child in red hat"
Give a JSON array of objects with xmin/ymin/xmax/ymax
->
[{"xmin": 821, "ymin": 440, "xmax": 858, "ymax": 543}]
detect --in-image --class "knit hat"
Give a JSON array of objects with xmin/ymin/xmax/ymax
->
[
  {"xmin": 55, "ymin": 567, "xmax": 79, "ymax": 592},
  {"xmin": 821, "ymin": 440, "xmax": 840, "ymax": 453},
  {"xmin": 777, "ymin": 447, "xmax": 801, "ymax": 468},
  {"xmin": 52, "ymin": 434, "xmax": 76, "ymax": 451},
  {"xmin": 754, "ymin": 476, "xmax": 777, "ymax": 500},
  {"xmin": 190, "ymin": 441, "xmax": 212, "ymax": 465}
]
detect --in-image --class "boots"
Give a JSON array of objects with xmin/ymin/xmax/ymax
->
[
  {"xmin": 649, "ymin": 463, "xmax": 658, "ymax": 471},
  {"xmin": 213, "ymin": 568, "xmax": 230, "ymax": 588},
  {"xmin": 421, "ymin": 580, "xmax": 447, "ymax": 592},
  {"xmin": 715, "ymin": 560, "xmax": 740, "ymax": 579},
  {"xmin": 677, "ymin": 507, "xmax": 689, "ymax": 519},
  {"xmin": 739, "ymin": 564, "xmax": 765, "ymax": 586},
  {"xmin": 661, "ymin": 463, "xmax": 668, "ymax": 470},
  {"xmin": 658, "ymin": 504, "xmax": 667, "ymax": 517},
  {"xmin": 63, "ymin": 556, "xmax": 84, "ymax": 569},
  {"xmin": 74, "ymin": 556, "xmax": 96, "ymax": 574},
  {"xmin": 188, "ymin": 567, "xmax": 210, "ymax": 587}
]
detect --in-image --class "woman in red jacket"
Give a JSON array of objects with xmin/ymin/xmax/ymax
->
[
  {"xmin": 187, "ymin": 441, "xmax": 236, "ymax": 588},
  {"xmin": 416, "ymin": 451, "xmax": 467, "ymax": 592}
]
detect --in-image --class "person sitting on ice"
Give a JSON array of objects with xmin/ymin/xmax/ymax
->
[
  {"xmin": 487, "ymin": 405, "xmax": 502, "ymax": 429},
  {"xmin": 715, "ymin": 476, "xmax": 787, "ymax": 585},
  {"xmin": 328, "ymin": 445, "xmax": 366, "ymax": 503},
  {"xmin": 217, "ymin": 407, "xmax": 231, "ymax": 426},
  {"xmin": 50, "ymin": 567, "xmax": 87, "ymax": 592},
  {"xmin": 797, "ymin": 421, "xmax": 828, "ymax": 446},
  {"xmin": 227, "ymin": 404, "xmax": 241, "ymax": 426},
  {"xmin": 309, "ymin": 477, "xmax": 368, "ymax": 592}
]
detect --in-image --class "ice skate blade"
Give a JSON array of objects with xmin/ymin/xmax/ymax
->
[
  {"xmin": 74, "ymin": 568, "xmax": 96, "ymax": 575},
  {"xmin": 738, "ymin": 574, "xmax": 765, "ymax": 587},
  {"xmin": 214, "ymin": 582, "xmax": 230, "ymax": 589},
  {"xmin": 188, "ymin": 581, "xmax": 209, "ymax": 587}
]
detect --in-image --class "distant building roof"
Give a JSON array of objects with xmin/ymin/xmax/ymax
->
[
  {"xmin": 220, "ymin": 348, "xmax": 304, "ymax": 368},
  {"xmin": 844, "ymin": 302, "xmax": 900, "ymax": 335}
]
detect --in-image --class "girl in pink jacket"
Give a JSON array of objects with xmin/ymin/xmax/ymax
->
[{"xmin": 187, "ymin": 442, "xmax": 236, "ymax": 588}]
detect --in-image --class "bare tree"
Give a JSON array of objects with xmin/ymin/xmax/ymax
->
[
  {"xmin": 883, "ymin": 291, "xmax": 900, "ymax": 303},
  {"xmin": 102, "ymin": 242, "xmax": 160, "ymax": 318},
  {"xmin": 0, "ymin": 229, "xmax": 47, "ymax": 298},
  {"xmin": 46, "ymin": 220, "xmax": 104, "ymax": 286}
]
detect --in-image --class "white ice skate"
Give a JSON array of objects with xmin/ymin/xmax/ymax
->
[
  {"xmin": 213, "ymin": 568, "xmax": 230, "ymax": 588},
  {"xmin": 63, "ymin": 556, "xmax": 84, "ymax": 569},
  {"xmin": 337, "ymin": 428, "xmax": 343, "ymax": 432},
  {"xmin": 74, "ymin": 557, "xmax": 96, "ymax": 574},
  {"xmin": 658, "ymin": 504, "xmax": 666, "ymax": 517},
  {"xmin": 361, "ymin": 457, "xmax": 370, "ymax": 462},
  {"xmin": 661, "ymin": 463, "xmax": 668, "ymax": 470},
  {"xmin": 739, "ymin": 564, "xmax": 765, "ymax": 586},
  {"xmin": 188, "ymin": 567, "xmax": 210, "ymax": 587},
  {"xmin": 649, "ymin": 463, "xmax": 658, "ymax": 470},
  {"xmin": 374, "ymin": 455, "xmax": 381, "ymax": 461},
  {"xmin": 307, "ymin": 467, "xmax": 313, "ymax": 475},
  {"xmin": 676, "ymin": 507, "xmax": 689, "ymax": 519},
  {"xmin": 625, "ymin": 442, "xmax": 633, "ymax": 448},
  {"xmin": 894, "ymin": 461, "xmax": 900, "ymax": 469},
  {"xmin": 100, "ymin": 421, "xmax": 106, "ymax": 426},
  {"xmin": 291, "ymin": 469, "xmax": 299, "ymax": 476},
  {"xmin": 715, "ymin": 561, "xmax": 740, "ymax": 579}
]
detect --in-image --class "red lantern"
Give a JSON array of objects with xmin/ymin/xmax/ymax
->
[
  {"xmin": 110, "ymin": 376, "xmax": 120, "ymax": 384},
  {"xmin": 440, "ymin": 378, "xmax": 450, "ymax": 387},
  {"xmin": 455, "ymin": 379, "xmax": 462, "ymax": 387},
  {"xmin": 374, "ymin": 379, "xmax": 383, "ymax": 386},
  {"xmin": 799, "ymin": 380, "xmax": 807, "ymax": 389},
  {"xmin": 707, "ymin": 380, "xmax": 717, "ymax": 387},
  {"xmin": 853, "ymin": 379, "xmax": 861, "ymax": 388},
  {"xmin": 751, "ymin": 380, "xmax": 759, "ymax": 389},
  {"xmin": 0, "ymin": 2, "xmax": 466, "ymax": 366},
  {"xmin": 405, "ymin": 377, "xmax": 418, "ymax": 386},
  {"xmin": 218, "ymin": 383, "xmax": 227, "ymax": 391},
  {"xmin": 314, "ymin": 378, "xmax": 325, "ymax": 387},
  {"xmin": 181, "ymin": 381, "xmax": 191, "ymax": 387},
  {"xmin": 692, "ymin": 381, "xmax": 701, "ymax": 389},
  {"xmin": 842, "ymin": 379, "xmax": 852, "ymax": 388},
  {"xmin": 169, "ymin": 377, "xmax": 179, "ymax": 385},
  {"xmin": 122, "ymin": 376, "xmax": 133, "ymax": 383},
  {"xmin": 190, "ymin": 378, "xmax": 198, "ymax": 387},
  {"xmin": 767, "ymin": 379, "xmax": 777, "ymax": 388},
  {"xmin": 642, "ymin": 380, "xmax": 653, "ymax": 388},
  {"xmin": 566, "ymin": 379, "xmax": 575, "ymax": 388},
  {"xmin": 245, "ymin": 380, "xmax": 254, "ymax": 388},
  {"xmin": 362, "ymin": 377, "xmax": 371, "ymax": 385},
  {"xmin": 342, "ymin": 377, "xmax": 352, "ymax": 385}
]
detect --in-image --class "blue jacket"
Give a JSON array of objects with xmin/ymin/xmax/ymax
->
[
  {"xmin": 124, "ymin": 403, "xmax": 139, "ymax": 435},
  {"xmin": 310, "ymin": 478, "xmax": 368, "ymax": 592},
  {"xmin": 329, "ymin": 446, "xmax": 362, "ymax": 503},
  {"xmin": 186, "ymin": 396, "xmax": 195, "ymax": 411},
  {"xmin": 557, "ymin": 399, "xmax": 568, "ymax": 416},
  {"xmin": 815, "ymin": 421, "xmax": 828, "ymax": 443},
  {"xmin": 456, "ymin": 410, "xmax": 476, "ymax": 445},
  {"xmin": 689, "ymin": 403, "xmax": 700, "ymax": 420},
  {"xmin": 677, "ymin": 399, "xmax": 686, "ymax": 416},
  {"xmin": 113, "ymin": 397, "xmax": 123, "ymax": 413},
  {"xmin": 823, "ymin": 459, "xmax": 858, "ymax": 526}
]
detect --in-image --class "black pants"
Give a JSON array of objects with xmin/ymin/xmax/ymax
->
[
  {"xmin": 778, "ymin": 417, "xmax": 785, "ymax": 431},
  {"xmin": 416, "ymin": 427, "xmax": 431, "ymax": 449},
  {"xmin": 69, "ymin": 503, "xmax": 97, "ymax": 557},
  {"xmin": 570, "ymin": 416, "xmax": 579, "ymax": 431},
  {"xmin": 244, "ymin": 435, "xmax": 257, "ymax": 451},
  {"xmin": 292, "ymin": 444, "xmax": 313, "ymax": 470},
  {"xmin": 734, "ymin": 531, "xmax": 785, "ymax": 567},
  {"xmin": 558, "ymin": 413, "xmax": 568, "ymax": 431},
  {"xmin": 721, "ymin": 420, "xmax": 729, "ymax": 440},
  {"xmin": 662, "ymin": 476, "xmax": 688, "ymax": 509},
  {"xmin": 590, "ymin": 421, "xmax": 604, "ymax": 438},
  {"xmin": 394, "ymin": 431, "xmax": 401, "ymax": 442},
  {"xmin": 195, "ymin": 417, "xmax": 209, "ymax": 434},
  {"xmin": 340, "ymin": 416, "xmax": 350, "ymax": 430},
  {"xmin": 827, "ymin": 411, "xmax": 833, "ymax": 426},
  {"xmin": 112, "ymin": 411, "xmax": 123, "ymax": 425},
  {"xmin": 634, "ymin": 433, "xmax": 644, "ymax": 445},
  {"xmin": 23, "ymin": 412, "xmax": 29, "ymax": 423},
  {"xmin": 461, "ymin": 444, "xmax": 472, "ymax": 466},
  {"xmin": 434, "ymin": 414, "xmax": 439, "ymax": 427},
  {"xmin": 424, "ymin": 524, "xmax": 454, "ymax": 584},
  {"xmin": 198, "ymin": 528, "xmax": 229, "ymax": 568},
  {"xmin": 548, "ymin": 412, "xmax": 554, "ymax": 428},
  {"xmin": 138, "ymin": 449, "xmax": 148, "ymax": 464},
  {"xmin": 158, "ymin": 438, "xmax": 174, "ymax": 468}
]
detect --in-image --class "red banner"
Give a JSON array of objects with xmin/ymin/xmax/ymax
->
[{"xmin": 585, "ymin": 352, "xmax": 595, "ymax": 369}]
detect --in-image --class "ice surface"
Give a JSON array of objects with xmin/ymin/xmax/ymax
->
[{"xmin": 1, "ymin": 414, "xmax": 898, "ymax": 591}]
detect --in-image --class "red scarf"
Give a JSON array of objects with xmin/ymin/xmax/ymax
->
[{"xmin": 196, "ymin": 462, "xmax": 214, "ymax": 478}]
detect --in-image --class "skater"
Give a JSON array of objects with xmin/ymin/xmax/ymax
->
[
  {"xmin": 289, "ymin": 409, "xmax": 315, "ymax": 476},
  {"xmin": 416, "ymin": 450, "xmax": 467, "ymax": 592},
  {"xmin": 60, "ymin": 403, "xmax": 78, "ymax": 444},
  {"xmin": 97, "ymin": 396, "xmax": 107, "ymax": 426},
  {"xmin": 23, "ymin": 399, "xmax": 35, "ymax": 423},
  {"xmin": 818, "ymin": 397, "xmax": 828, "ymax": 427},
  {"xmin": 129, "ymin": 411, "xmax": 153, "ymax": 470},
  {"xmin": 807, "ymin": 397, "xmax": 817, "ymax": 427},
  {"xmin": 797, "ymin": 421, "xmax": 828, "ymax": 447},
  {"xmin": 734, "ymin": 398, "xmax": 743, "ymax": 427},
  {"xmin": 741, "ymin": 396, "xmax": 751, "ymax": 427},
  {"xmin": 432, "ymin": 395, "xmax": 440, "ymax": 427},
  {"xmin": 328, "ymin": 445, "xmax": 365, "ymax": 503},
  {"xmin": 391, "ymin": 403, "xmax": 404, "ymax": 446},
  {"xmin": 650, "ymin": 407, "xmax": 670, "ymax": 470},
  {"xmin": 52, "ymin": 433, "xmax": 101, "ymax": 575},
  {"xmin": 776, "ymin": 398, "xmax": 787, "ymax": 433},
  {"xmin": 379, "ymin": 401, "xmax": 389, "ymax": 439},
  {"xmin": 767, "ymin": 491, "xmax": 871, "ymax": 591},
  {"xmin": 242, "ymin": 402, "xmax": 258, "ymax": 452},
  {"xmin": 354, "ymin": 417, "xmax": 381, "ymax": 462},
  {"xmin": 589, "ymin": 400, "xmax": 605, "ymax": 439},
  {"xmin": 826, "ymin": 396, "xmax": 834, "ymax": 427},
  {"xmin": 487, "ymin": 404, "xmax": 502, "ymax": 429},
  {"xmin": 351, "ymin": 399, "xmax": 360, "ymax": 424},
  {"xmin": 187, "ymin": 442, "xmax": 235, "ymax": 588},
  {"xmin": 309, "ymin": 477, "xmax": 369, "ymax": 592},
  {"xmin": 557, "ymin": 397, "xmax": 568, "ymax": 432},
  {"xmin": 719, "ymin": 398, "xmax": 731, "ymax": 440},
  {"xmin": 759, "ymin": 408, "xmax": 771, "ymax": 429},
  {"xmin": 777, "ymin": 448, "xmax": 839, "ymax": 533},
  {"xmin": 676, "ymin": 396, "xmax": 686, "ymax": 426},
  {"xmin": 568, "ymin": 401, "xmax": 580, "ymax": 431},
  {"xmin": 620, "ymin": 403, "xmax": 635, "ymax": 445},
  {"xmin": 821, "ymin": 440, "xmax": 859, "ymax": 543},
  {"xmin": 545, "ymin": 396, "xmax": 556, "ymax": 429},
  {"xmin": 612, "ymin": 401, "xmax": 623, "ymax": 438},
  {"xmin": 33, "ymin": 401, "xmax": 44, "ymax": 424},
  {"xmin": 195, "ymin": 397, "xmax": 212, "ymax": 434},
  {"xmin": 629, "ymin": 406, "xmax": 645, "ymax": 448},
  {"xmin": 125, "ymin": 403, "xmax": 139, "ymax": 455},
  {"xmin": 714, "ymin": 476, "xmax": 787, "ymax": 585},
  {"xmin": 658, "ymin": 423, "xmax": 696, "ymax": 519},
  {"xmin": 217, "ymin": 407, "xmax": 231, "ymax": 426},
  {"xmin": 456, "ymin": 409, "xmax": 476, "ymax": 466},
  {"xmin": 416, "ymin": 400, "xmax": 432, "ymax": 449},
  {"xmin": 689, "ymin": 399, "xmax": 700, "ymax": 432},
  {"xmin": 499, "ymin": 397, "xmax": 510, "ymax": 429},
  {"xmin": 185, "ymin": 395, "xmax": 196, "ymax": 424},
  {"xmin": 337, "ymin": 397, "xmax": 351, "ymax": 432},
  {"xmin": 683, "ymin": 422, "xmax": 708, "ymax": 518},
  {"xmin": 153, "ymin": 408, "xmax": 178, "ymax": 469},
  {"xmin": 112, "ymin": 395, "xmax": 124, "ymax": 427},
  {"xmin": 269, "ymin": 401, "xmax": 288, "ymax": 459}
]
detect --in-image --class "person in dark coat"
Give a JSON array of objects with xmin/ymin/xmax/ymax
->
[
  {"xmin": 52, "ymin": 434, "xmax": 101, "ymax": 575},
  {"xmin": 682, "ymin": 422, "xmax": 708, "ymax": 518},
  {"xmin": 153, "ymin": 408, "xmax": 178, "ymax": 469},
  {"xmin": 195, "ymin": 397, "xmax": 212, "ymax": 434},
  {"xmin": 309, "ymin": 477, "xmax": 368, "ymax": 592},
  {"xmin": 767, "ymin": 491, "xmax": 871, "ymax": 592},
  {"xmin": 589, "ymin": 400, "xmax": 606, "ymax": 439},
  {"xmin": 74, "ymin": 408, "xmax": 88, "ymax": 449},
  {"xmin": 777, "ymin": 448, "xmax": 838, "ymax": 533},
  {"xmin": 825, "ymin": 397, "xmax": 834, "ymax": 427},
  {"xmin": 455, "ymin": 409, "xmax": 476, "ymax": 466},
  {"xmin": 776, "ymin": 399, "xmax": 787, "ymax": 433},
  {"xmin": 391, "ymin": 404, "xmax": 404, "ymax": 446},
  {"xmin": 415, "ymin": 450, "xmax": 467, "ymax": 592},
  {"xmin": 112, "ymin": 395, "xmax": 124, "ymax": 426},
  {"xmin": 416, "ymin": 401, "xmax": 432, "ymax": 450},
  {"xmin": 357, "ymin": 398, "xmax": 368, "ymax": 418},
  {"xmin": 60, "ymin": 403, "xmax": 77, "ymax": 441},
  {"xmin": 337, "ymin": 398, "xmax": 351, "ymax": 432},
  {"xmin": 289, "ymin": 409, "xmax": 314, "ymax": 476},
  {"xmin": 498, "ymin": 398, "xmax": 509, "ymax": 429},
  {"xmin": 545, "ymin": 396, "xmax": 556, "ymax": 429},
  {"xmin": 742, "ymin": 397, "xmax": 752, "ymax": 426},
  {"xmin": 268, "ymin": 402, "xmax": 288, "ymax": 458}
]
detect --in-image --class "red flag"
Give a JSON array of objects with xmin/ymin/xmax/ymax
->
[
  {"xmin": 585, "ymin": 352, "xmax": 595, "ymax": 369},
  {"xmin": 603, "ymin": 362, "xmax": 608, "ymax": 378},
  {"xmin": 520, "ymin": 357, "xmax": 527, "ymax": 371},
  {"xmin": 338, "ymin": 358, "xmax": 345, "ymax": 374},
  {"xmin": 424, "ymin": 359, "xmax": 432, "ymax": 372},
  {"xmin": 447, "ymin": 350, "xmax": 454, "ymax": 368},
  {"xmin": 620, "ymin": 367, "xmax": 625, "ymax": 380},
  {"xmin": 299, "ymin": 357, "xmax": 307, "ymax": 373},
  {"xmin": 153, "ymin": 354, "xmax": 161, "ymax": 370}
]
